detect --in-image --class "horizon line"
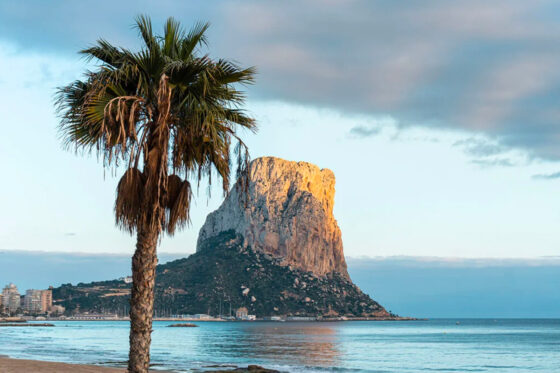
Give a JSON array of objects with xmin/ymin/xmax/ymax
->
[{"xmin": 1, "ymin": 249, "xmax": 559, "ymax": 263}]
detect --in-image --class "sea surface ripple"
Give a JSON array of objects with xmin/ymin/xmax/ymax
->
[{"xmin": 0, "ymin": 319, "xmax": 558, "ymax": 372}]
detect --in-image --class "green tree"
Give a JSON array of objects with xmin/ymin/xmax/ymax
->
[{"xmin": 56, "ymin": 16, "xmax": 255, "ymax": 372}]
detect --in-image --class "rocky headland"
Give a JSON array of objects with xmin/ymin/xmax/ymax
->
[
  {"xmin": 198, "ymin": 157, "xmax": 349, "ymax": 278},
  {"xmin": 53, "ymin": 157, "xmax": 394, "ymax": 319}
]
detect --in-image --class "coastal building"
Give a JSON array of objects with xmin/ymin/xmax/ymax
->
[
  {"xmin": 263, "ymin": 316, "xmax": 283, "ymax": 321},
  {"xmin": 235, "ymin": 307, "xmax": 248, "ymax": 319},
  {"xmin": 235, "ymin": 307, "xmax": 256, "ymax": 320},
  {"xmin": 192, "ymin": 314, "xmax": 213, "ymax": 320},
  {"xmin": 49, "ymin": 305, "xmax": 65, "ymax": 315},
  {"xmin": 23, "ymin": 289, "xmax": 53, "ymax": 314},
  {"xmin": 69, "ymin": 313, "xmax": 119, "ymax": 320},
  {"xmin": 118, "ymin": 276, "xmax": 133, "ymax": 284},
  {"xmin": 2, "ymin": 284, "xmax": 16, "ymax": 307},
  {"xmin": 24, "ymin": 290, "xmax": 43, "ymax": 313},
  {"xmin": 8, "ymin": 293, "xmax": 21, "ymax": 313},
  {"xmin": 286, "ymin": 316, "xmax": 317, "ymax": 321},
  {"xmin": 2, "ymin": 283, "xmax": 21, "ymax": 313},
  {"xmin": 42, "ymin": 288, "xmax": 53, "ymax": 311}
]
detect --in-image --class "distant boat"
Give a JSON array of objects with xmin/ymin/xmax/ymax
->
[{"xmin": 456, "ymin": 321, "xmax": 460, "ymax": 325}]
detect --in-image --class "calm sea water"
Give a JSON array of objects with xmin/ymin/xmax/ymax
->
[{"xmin": 0, "ymin": 319, "xmax": 558, "ymax": 372}]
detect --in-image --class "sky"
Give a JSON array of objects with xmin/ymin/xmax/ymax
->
[{"xmin": 0, "ymin": 1, "xmax": 559, "ymax": 259}]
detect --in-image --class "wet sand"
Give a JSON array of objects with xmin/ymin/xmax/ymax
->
[
  {"xmin": 0, "ymin": 357, "xmax": 126, "ymax": 372},
  {"xmin": 0, "ymin": 357, "xmax": 276, "ymax": 372}
]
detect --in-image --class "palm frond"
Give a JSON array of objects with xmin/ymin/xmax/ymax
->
[
  {"xmin": 57, "ymin": 15, "xmax": 256, "ymax": 236},
  {"xmin": 80, "ymin": 39, "xmax": 124, "ymax": 68},
  {"xmin": 115, "ymin": 168, "xmax": 145, "ymax": 233},
  {"xmin": 179, "ymin": 21, "xmax": 209, "ymax": 60},
  {"xmin": 134, "ymin": 15, "xmax": 157, "ymax": 51},
  {"xmin": 162, "ymin": 17, "xmax": 185, "ymax": 57},
  {"xmin": 167, "ymin": 179, "xmax": 192, "ymax": 235}
]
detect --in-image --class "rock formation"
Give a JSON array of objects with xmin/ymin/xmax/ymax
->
[
  {"xmin": 197, "ymin": 157, "xmax": 349, "ymax": 278},
  {"xmin": 54, "ymin": 230, "xmax": 391, "ymax": 318},
  {"xmin": 52, "ymin": 156, "xmax": 394, "ymax": 319}
]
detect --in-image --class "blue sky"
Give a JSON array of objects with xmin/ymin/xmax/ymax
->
[{"xmin": 0, "ymin": 1, "xmax": 559, "ymax": 259}]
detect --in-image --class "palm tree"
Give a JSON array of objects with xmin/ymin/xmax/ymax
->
[{"xmin": 56, "ymin": 16, "xmax": 256, "ymax": 373}]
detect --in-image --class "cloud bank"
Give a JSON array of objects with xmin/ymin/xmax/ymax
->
[
  {"xmin": 533, "ymin": 171, "xmax": 560, "ymax": 180},
  {"xmin": 1, "ymin": 0, "xmax": 560, "ymax": 160}
]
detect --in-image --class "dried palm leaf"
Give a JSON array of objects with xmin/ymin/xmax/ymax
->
[
  {"xmin": 167, "ymin": 180, "xmax": 192, "ymax": 235},
  {"xmin": 115, "ymin": 168, "xmax": 145, "ymax": 233},
  {"xmin": 166, "ymin": 174, "xmax": 183, "ymax": 209}
]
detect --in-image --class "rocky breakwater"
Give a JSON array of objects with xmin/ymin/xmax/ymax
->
[{"xmin": 197, "ymin": 156, "xmax": 349, "ymax": 278}]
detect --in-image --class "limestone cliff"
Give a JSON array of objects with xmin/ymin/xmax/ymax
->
[
  {"xmin": 53, "ymin": 157, "xmax": 393, "ymax": 318},
  {"xmin": 197, "ymin": 157, "xmax": 349, "ymax": 279}
]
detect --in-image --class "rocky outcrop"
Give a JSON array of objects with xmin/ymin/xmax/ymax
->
[
  {"xmin": 197, "ymin": 157, "xmax": 349, "ymax": 278},
  {"xmin": 54, "ymin": 231, "xmax": 391, "ymax": 318},
  {"xmin": 52, "ymin": 156, "xmax": 394, "ymax": 319}
]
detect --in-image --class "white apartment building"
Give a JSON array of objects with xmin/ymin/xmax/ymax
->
[
  {"xmin": 23, "ymin": 289, "xmax": 53, "ymax": 314},
  {"xmin": 2, "ymin": 283, "xmax": 21, "ymax": 313}
]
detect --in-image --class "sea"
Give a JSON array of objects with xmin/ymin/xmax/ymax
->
[{"xmin": 0, "ymin": 319, "xmax": 558, "ymax": 372}]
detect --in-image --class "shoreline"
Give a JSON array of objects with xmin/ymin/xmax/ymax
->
[
  {"xmin": 0, "ymin": 357, "xmax": 127, "ymax": 373},
  {"xmin": 9, "ymin": 316, "xmax": 421, "ymax": 322},
  {"xmin": 0, "ymin": 357, "xmax": 277, "ymax": 373}
]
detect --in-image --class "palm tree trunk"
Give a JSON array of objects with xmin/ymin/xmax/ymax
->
[{"xmin": 128, "ymin": 224, "xmax": 159, "ymax": 373}]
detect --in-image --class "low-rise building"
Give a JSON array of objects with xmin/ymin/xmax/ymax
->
[
  {"xmin": 263, "ymin": 316, "xmax": 283, "ymax": 321},
  {"xmin": 49, "ymin": 305, "xmax": 65, "ymax": 315},
  {"xmin": 286, "ymin": 316, "xmax": 317, "ymax": 321},
  {"xmin": 235, "ymin": 307, "xmax": 256, "ymax": 320},
  {"xmin": 193, "ymin": 314, "xmax": 213, "ymax": 320},
  {"xmin": 118, "ymin": 276, "xmax": 133, "ymax": 284},
  {"xmin": 69, "ymin": 313, "xmax": 119, "ymax": 320},
  {"xmin": 235, "ymin": 307, "xmax": 248, "ymax": 319}
]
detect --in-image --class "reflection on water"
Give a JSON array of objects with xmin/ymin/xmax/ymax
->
[
  {"xmin": 1, "ymin": 319, "xmax": 560, "ymax": 372},
  {"xmin": 197, "ymin": 323, "xmax": 340, "ymax": 367}
]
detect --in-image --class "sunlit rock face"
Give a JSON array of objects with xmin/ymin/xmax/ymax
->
[{"xmin": 197, "ymin": 156, "xmax": 349, "ymax": 279}]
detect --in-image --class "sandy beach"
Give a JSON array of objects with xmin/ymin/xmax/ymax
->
[
  {"xmin": 0, "ymin": 357, "xmax": 127, "ymax": 373},
  {"xmin": 0, "ymin": 357, "xmax": 278, "ymax": 373}
]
